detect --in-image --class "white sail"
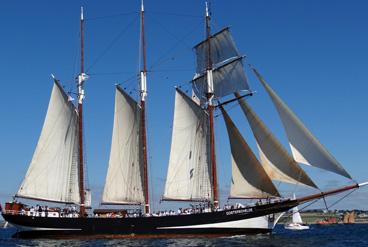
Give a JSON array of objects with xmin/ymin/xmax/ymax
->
[
  {"xmin": 236, "ymin": 93, "xmax": 317, "ymax": 188},
  {"xmin": 192, "ymin": 58, "xmax": 250, "ymax": 100},
  {"xmin": 102, "ymin": 86, "xmax": 145, "ymax": 205},
  {"xmin": 221, "ymin": 106, "xmax": 280, "ymax": 199},
  {"xmin": 291, "ymin": 194, "xmax": 303, "ymax": 224},
  {"xmin": 292, "ymin": 206, "xmax": 303, "ymax": 224},
  {"xmin": 194, "ymin": 27, "xmax": 240, "ymax": 74},
  {"xmin": 16, "ymin": 81, "xmax": 80, "ymax": 204},
  {"xmin": 253, "ymin": 68, "xmax": 351, "ymax": 179},
  {"xmin": 163, "ymin": 89, "xmax": 212, "ymax": 201}
]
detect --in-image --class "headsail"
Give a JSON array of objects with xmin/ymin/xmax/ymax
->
[
  {"xmin": 192, "ymin": 28, "xmax": 250, "ymax": 100},
  {"xmin": 16, "ymin": 81, "xmax": 80, "ymax": 204},
  {"xmin": 102, "ymin": 86, "xmax": 145, "ymax": 205},
  {"xmin": 220, "ymin": 106, "xmax": 280, "ymax": 199},
  {"xmin": 253, "ymin": 68, "xmax": 351, "ymax": 179},
  {"xmin": 163, "ymin": 89, "xmax": 212, "ymax": 201},
  {"xmin": 235, "ymin": 93, "xmax": 317, "ymax": 189}
]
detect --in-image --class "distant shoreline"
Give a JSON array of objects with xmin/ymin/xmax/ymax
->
[{"xmin": 279, "ymin": 212, "xmax": 368, "ymax": 224}]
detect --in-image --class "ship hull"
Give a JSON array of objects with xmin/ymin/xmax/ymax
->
[{"xmin": 2, "ymin": 200, "xmax": 296, "ymax": 238}]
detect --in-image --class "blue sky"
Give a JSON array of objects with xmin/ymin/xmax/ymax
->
[{"xmin": 0, "ymin": 0, "xmax": 367, "ymax": 211}]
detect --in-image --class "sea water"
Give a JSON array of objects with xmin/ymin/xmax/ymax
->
[{"xmin": 1, "ymin": 224, "xmax": 368, "ymax": 247}]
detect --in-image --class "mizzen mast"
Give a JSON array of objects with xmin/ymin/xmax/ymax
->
[
  {"xmin": 77, "ymin": 6, "xmax": 88, "ymax": 217},
  {"xmin": 140, "ymin": 0, "xmax": 150, "ymax": 214},
  {"xmin": 205, "ymin": 1, "xmax": 219, "ymax": 208}
]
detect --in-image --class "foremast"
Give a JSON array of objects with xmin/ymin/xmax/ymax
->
[
  {"xmin": 77, "ymin": 7, "xmax": 88, "ymax": 217},
  {"xmin": 140, "ymin": 0, "xmax": 150, "ymax": 214}
]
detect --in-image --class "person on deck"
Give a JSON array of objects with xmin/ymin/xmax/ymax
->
[{"xmin": 38, "ymin": 205, "xmax": 42, "ymax": 217}]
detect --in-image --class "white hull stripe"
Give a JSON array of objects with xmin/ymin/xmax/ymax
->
[
  {"xmin": 13, "ymin": 223, "xmax": 81, "ymax": 232},
  {"xmin": 157, "ymin": 216, "xmax": 272, "ymax": 229}
]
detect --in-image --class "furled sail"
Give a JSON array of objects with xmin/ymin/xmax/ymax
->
[
  {"xmin": 253, "ymin": 68, "xmax": 351, "ymax": 179},
  {"xmin": 16, "ymin": 81, "xmax": 80, "ymax": 204},
  {"xmin": 163, "ymin": 89, "xmax": 212, "ymax": 201},
  {"xmin": 192, "ymin": 27, "xmax": 250, "ymax": 100},
  {"xmin": 235, "ymin": 93, "xmax": 317, "ymax": 189},
  {"xmin": 102, "ymin": 86, "xmax": 145, "ymax": 205},
  {"xmin": 220, "ymin": 106, "xmax": 280, "ymax": 198}
]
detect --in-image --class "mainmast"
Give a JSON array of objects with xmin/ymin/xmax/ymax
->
[
  {"xmin": 77, "ymin": 6, "xmax": 88, "ymax": 217},
  {"xmin": 205, "ymin": 2, "xmax": 219, "ymax": 207},
  {"xmin": 140, "ymin": 0, "xmax": 150, "ymax": 214}
]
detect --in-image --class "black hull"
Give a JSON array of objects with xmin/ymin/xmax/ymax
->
[{"xmin": 2, "ymin": 200, "xmax": 297, "ymax": 239}]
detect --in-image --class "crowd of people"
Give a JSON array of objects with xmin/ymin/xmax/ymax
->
[
  {"xmin": 8, "ymin": 199, "xmax": 254, "ymax": 219},
  {"xmin": 16, "ymin": 204, "xmax": 79, "ymax": 218},
  {"xmin": 20, "ymin": 205, "xmax": 49, "ymax": 217},
  {"xmin": 94, "ymin": 203, "xmax": 248, "ymax": 218}
]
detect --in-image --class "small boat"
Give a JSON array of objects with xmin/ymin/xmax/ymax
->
[
  {"xmin": 343, "ymin": 211, "xmax": 356, "ymax": 224},
  {"xmin": 285, "ymin": 195, "xmax": 309, "ymax": 230},
  {"xmin": 316, "ymin": 217, "xmax": 337, "ymax": 225}
]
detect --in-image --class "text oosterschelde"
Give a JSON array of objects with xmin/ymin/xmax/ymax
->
[{"xmin": 226, "ymin": 208, "xmax": 252, "ymax": 216}]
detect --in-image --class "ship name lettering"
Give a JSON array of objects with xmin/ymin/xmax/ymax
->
[{"xmin": 226, "ymin": 208, "xmax": 251, "ymax": 215}]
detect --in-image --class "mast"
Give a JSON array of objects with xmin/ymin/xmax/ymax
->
[
  {"xmin": 205, "ymin": 1, "xmax": 219, "ymax": 207},
  {"xmin": 77, "ymin": 6, "xmax": 88, "ymax": 217},
  {"xmin": 140, "ymin": 0, "xmax": 150, "ymax": 214}
]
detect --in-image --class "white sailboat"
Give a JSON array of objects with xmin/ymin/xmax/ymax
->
[{"xmin": 285, "ymin": 195, "xmax": 310, "ymax": 230}]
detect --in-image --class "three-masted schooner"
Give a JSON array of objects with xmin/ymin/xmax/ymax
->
[{"xmin": 1, "ymin": 2, "xmax": 367, "ymax": 238}]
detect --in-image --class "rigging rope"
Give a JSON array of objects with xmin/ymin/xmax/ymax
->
[
  {"xmin": 326, "ymin": 188, "xmax": 358, "ymax": 209},
  {"xmin": 146, "ymin": 14, "xmax": 202, "ymax": 71},
  {"xmin": 322, "ymin": 195, "xmax": 329, "ymax": 211},
  {"xmin": 88, "ymin": 71, "xmax": 135, "ymax": 76},
  {"xmin": 214, "ymin": 101, "xmax": 238, "ymax": 118},
  {"xmin": 114, "ymin": 74, "xmax": 139, "ymax": 95},
  {"xmin": 297, "ymin": 198, "xmax": 320, "ymax": 212},
  {"xmin": 149, "ymin": 68, "xmax": 193, "ymax": 72},
  {"xmin": 295, "ymin": 187, "xmax": 358, "ymax": 215},
  {"xmin": 79, "ymin": 9, "xmax": 204, "ymax": 98},
  {"xmin": 147, "ymin": 11, "xmax": 202, "ymax": 19},
  {"xmin": 85, "ymin": 12, "xmax": 138, "ymax": 21},
  {"xmin": 147, "ymin": 14, "xmax": 195, "ymax": 50},
  {"xmin": 71, "ymin": 25, "xmax": 80, "ymax": 93},
  {"xmin": 86, "ymin": 16, "xmax": 138, "ymax": 73}
]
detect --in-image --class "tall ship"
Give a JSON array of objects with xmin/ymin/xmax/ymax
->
[{"xmin": 1, "ymin": 2, "xmax": 367, "ymax": 238}]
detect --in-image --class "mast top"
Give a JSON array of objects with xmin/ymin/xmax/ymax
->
[
  {"xmin": 141, "ymin": 0, "xmax": 144, "ymax": 12},
  {"xmin": 81, "ymin": 6, "xmax": 84, "ymax": 21},
  {"xmin": 205, "ymin": 1, "xmax": 210, "ymax": 18},
  {"xmin": 78, "ymin": 5, "xmax": 88, "ymax": 104},
  {"xmin": 140, "ymin": 0, "xmax": 148, "ymax": 101}
]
